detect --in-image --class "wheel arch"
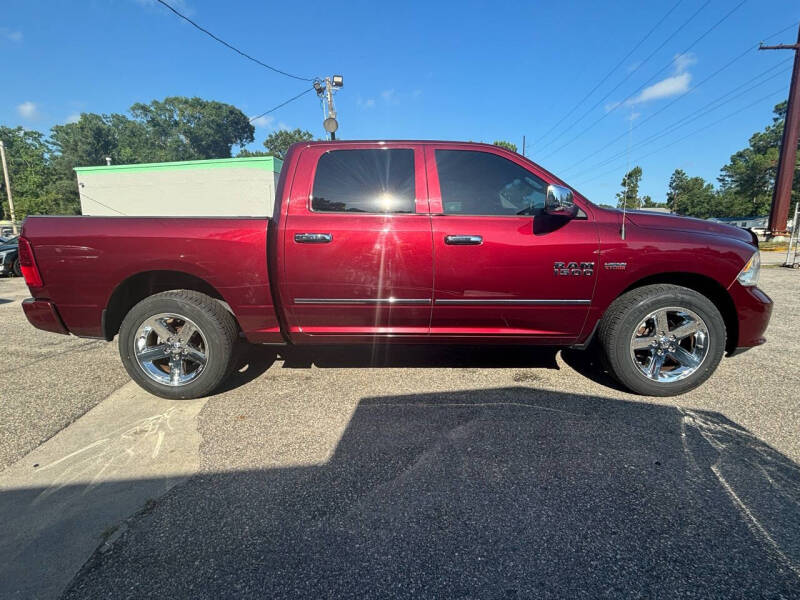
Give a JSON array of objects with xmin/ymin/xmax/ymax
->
[
  {"xmin": 620, "ymin": 272, "xmax": 738, "ymax": 354},
  {"xmin": 103, "ymin": 270, "xmax": 230, "ymax": 341}
]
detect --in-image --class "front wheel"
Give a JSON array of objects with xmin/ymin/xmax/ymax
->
[
  {"xmin": 118, "ymin": 290, "xmax": 239, "ymax": 399},
  {"xmin": 12, "ymin": 258, "xmax": 22, "ymax": 277},
  {"xmin": 598, "ymin": 284, "xmax": 726, "ymax": 396}
]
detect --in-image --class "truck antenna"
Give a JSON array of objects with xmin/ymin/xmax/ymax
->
[{"xmin": 621, "ymin": 114, "xmax": 634, "ymax": 240}]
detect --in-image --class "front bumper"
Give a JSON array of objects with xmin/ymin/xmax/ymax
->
[
  {"xmin": 22, "ymin": 299, "xmax": 69, "ymax": 335},
  {"xmin": 727, "ymin": 283, "xmax": 772, "ymax": 352}
]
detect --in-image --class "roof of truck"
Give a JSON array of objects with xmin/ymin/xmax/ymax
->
[{"xmin": 300, "ymin": 140, "xmax": 503, "ymax": 147}]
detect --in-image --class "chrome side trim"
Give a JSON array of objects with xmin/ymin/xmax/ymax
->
[
  {"xmin": 294, "ymin": 298, "xmax": 432, "ymax": 305},
  {"xmin": 434, "ymin": 299, "xmax": 591, "ymax": 306}
]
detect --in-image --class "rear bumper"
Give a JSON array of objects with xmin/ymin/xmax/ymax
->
[
  {"xmin": 728, "ymin": 283, "xmax": 772, "ymax": 351},
  {"xmin": 22, "ymin": 299, "xmax": 69, "ymax": 335}
]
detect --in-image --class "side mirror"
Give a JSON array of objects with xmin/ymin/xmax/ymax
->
[{"xmin": 545, "ymin": 184, "xmax": 577, "ymax": 218}]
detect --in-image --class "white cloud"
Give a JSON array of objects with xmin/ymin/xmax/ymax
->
[
  {"xmin": 627, "ymin": 72, "xmax": 691, "ymax": 105},
  {"xmin": 277, "ymin": 122, "xmax": 290, "ymax": 131},
  {"xmin": 1, "ymin": 28, "xmax": 23, "ymax": 42},
  {"xmin": 412, "ymin": 89, "xmax": 422, "ymax": 99},
  {"xmin": 250, "ymin": 115, "xmax": 275, "ymax": 128},
  {"xmin": 66, "ymin": 113, "xmax": 81, "ymax": 124},
  {"xmin": 357, "ymin": 96, "xmax": 376, "ymax": 109},
  {"xmin": 628, "ymin": 112, "xmax": 641, "ymax": 122},
  {"xmin": 625, "ymin": 53, "xmax": 695, "ymax": 106},
  {"xmin": 381, "ymin": 89, "xmax": 397, "ymax": 103},
  {"xmin": 17, "ymin": 101, "xmax": 39, "ymax": 119},
  {"xmin": 672, "ymin": 52, "xmax": 696, "ymax": 74}
]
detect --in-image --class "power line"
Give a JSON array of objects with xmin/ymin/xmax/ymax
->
[
  {"xmin": 154, "ymin": 0, "xmax": 315, "ymax": 82},
  {"xmin": 249, "ymin": 88, "xmax": 316, "ymax": 122},
  {"xmin": 540, "ymin": 0, "xmax": 747, "ymax": 161},
  {"xmin": 560, "ymin": 22, "xmax": 800, "ymax": 175},
  {"xmin": 78, "ymin": 188, "xmax": 128, "ymax": 216},
  {"xmin": 532, "ymin": 0, "xmax": 686, "ymax": 148},
  {"xmin": 572, "ymin": 65, "xmax": 790, "ymax": 178},
  {"xmin": 536, "ymin": 0, "xmax": 712, "ymax": 155},
  {"xmin": 561, "ymin": 57, "xmax": 793, "ymax": 177},
  {"xmin": 571, "ymin": 87, "xmax": 787, "ymax": 188}
]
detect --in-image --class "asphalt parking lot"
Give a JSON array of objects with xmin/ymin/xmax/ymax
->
[{"xmin": 1, "ymin": 258, "xmax": 799, "ymax": 598}]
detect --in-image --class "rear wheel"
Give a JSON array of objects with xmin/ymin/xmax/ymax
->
[
  {"xmin": 598, "ymin": 284, "xmax": 726, "ymax": 396},
  {"xmin": 12, "ymin": 258, "xmax": 21, "ymax": 277},
  {"xmin": 118, "ymin": 290, "xmax": 238, "ymax": 399}
]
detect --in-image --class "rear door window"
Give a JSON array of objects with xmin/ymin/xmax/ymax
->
[{"xmin": 311, "ymin": 149, "xmax": 415, "ymax": 213}]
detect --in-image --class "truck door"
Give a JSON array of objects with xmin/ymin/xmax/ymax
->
[
  {"xmin": 280, "ymin": 145, "xmax": 433, "ymax": 338},
  {"xmin": 426, "ymin": 145, "xmax": 598, "ymax": 342}
]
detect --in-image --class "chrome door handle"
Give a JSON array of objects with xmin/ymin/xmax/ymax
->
[
  {"xmin": 445, "ymin": 235, "xmax": 483, "ymax": 245},
  {"xmin": 295, "ymin": 233, "xmax": 332, "ymax": 243}
]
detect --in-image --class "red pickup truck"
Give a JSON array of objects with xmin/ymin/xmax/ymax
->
[{"xmin": 18, "ymin": 140, "xmax": 771, "ymax": 399}]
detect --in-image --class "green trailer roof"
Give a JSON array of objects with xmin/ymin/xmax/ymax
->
[{"xmin": 74, "ymin": 155, "xmax": 283, "ymax": 175}]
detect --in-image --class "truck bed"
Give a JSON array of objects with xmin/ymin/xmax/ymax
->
[{"xmin": 20, "ymin": 216, "xmax": 283, "ymax": 343}]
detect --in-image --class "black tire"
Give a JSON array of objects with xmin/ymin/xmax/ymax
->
[
  {"xmin": 12, "ymin": 258, "xmax": 22, "ymax": 277},
  {"xmin": 598, "ymin": 284, "xmax": 726, "ymax": 397},
  {"xmin": 118, "ymin": 290, "xmax": 239, "ymax": 399}
]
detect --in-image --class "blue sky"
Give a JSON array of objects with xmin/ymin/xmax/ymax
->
[{"xmin": 2, "ymin": 0, "xmax": 799, "ymax": 204}]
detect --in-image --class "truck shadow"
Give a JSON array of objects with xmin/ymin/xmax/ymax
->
[
  {"xmin": 4, "ymin": 388, "xmax": 799, "ymax": 598},
  {"xmin": 279, "ymin": 344, "xmax": 563, "ymax": 370},
  {"xmin": 222, "ymin": 343, "xmax": 625, "ymax": 395}
]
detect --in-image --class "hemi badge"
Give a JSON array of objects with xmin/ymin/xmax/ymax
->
[{"xmin": 604, "ymin": 262, "xmax": 627, "ymax": 271}]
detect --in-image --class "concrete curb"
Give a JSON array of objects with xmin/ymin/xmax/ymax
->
[{"xmin": 0, "ymin": 382, "xmax": 207, "ymax": 599}]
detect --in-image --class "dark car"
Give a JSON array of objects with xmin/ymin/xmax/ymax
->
[{"xmin": 0, "ymin": 236, "xmax": 20, "ymax": 277}]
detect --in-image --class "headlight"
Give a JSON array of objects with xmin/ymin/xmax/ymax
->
[{"xmin": 737, "ymin": 251, "xmax": 760, "ymax": 287}]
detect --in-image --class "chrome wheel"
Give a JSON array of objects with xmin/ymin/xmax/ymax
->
[
  {"xmin": 133, "ymin": 313, "xmax": 208, "ymax": 386},
  {"xmin": 629, "ymin": 306, "xmax": 709, "ymax": 383}
]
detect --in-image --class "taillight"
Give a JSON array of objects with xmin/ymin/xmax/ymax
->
[{"xmin": 17, "ymin": 236, "xmax": 43, "ymax": 288}]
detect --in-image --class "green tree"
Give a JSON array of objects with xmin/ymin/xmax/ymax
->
[
  {"xmin": 236, "ymin": 148, "xmax": 273, "ymax": 158},
  {"xmin": 50, "ymin": 113, "xmax": 123, "ymax": 171},
  {"xmin": 718, "ymin": 100, "xmax": 799, "ymax": 218},
  {"xmin": 50, "ymin": 97, "xmax": 255, "ymax": 171},
  {"xmin": 665, "ymin": 169, "xmax": 718, "ymax": 218},
  {"xmin": 640, "ymin": 195, "xmax": 661, "ymax": 208},
  {"xmin": 493, "ymin": 140, "xmax": 518, "ymax": 153},
  {"xmin": 0, "ymin": 126, "xmax": 78, "ymax": 219},
  {"xmin": 262, "ymin": 128, "xmax": 314, "ymax": 160},
  {"xmin": 616, "ymin": 166, "xmax": 644, "ymax": 209},
  {"xmin": 129, "ymin": 97, "xmax": 254, "ymax": 160}
]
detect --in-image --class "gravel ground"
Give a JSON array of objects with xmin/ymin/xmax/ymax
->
[
  {"xmin": 0, "ymin": 278, "xmax": 129, "ymax": 471},
  {"xmin": 55, "ymin": 266, "xmax": 800, "ymax": 599}
]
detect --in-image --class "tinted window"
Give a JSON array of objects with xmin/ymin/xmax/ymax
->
[
  {"xmin": 435, "ymin": 150, "xmax": 547, "ymax": 216},
  {"xmin": 311, "ymin": 149, "xmax": 415, "ymax": 213}
]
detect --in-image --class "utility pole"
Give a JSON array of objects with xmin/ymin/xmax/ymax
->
[
  {"xmin": 522, "ymin": 135, "xmax": 526, "ymax": 157},
  {"xmin": 759, "ymin": 23, "xmax": 800, "ymax": 238},
  {"xmin": 315, "ymin": 75, "xmax": 343, "ymax": 140},
  {"xmin": 0, "ymin": 140, "xmax": 18, "ymax": 235}
]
